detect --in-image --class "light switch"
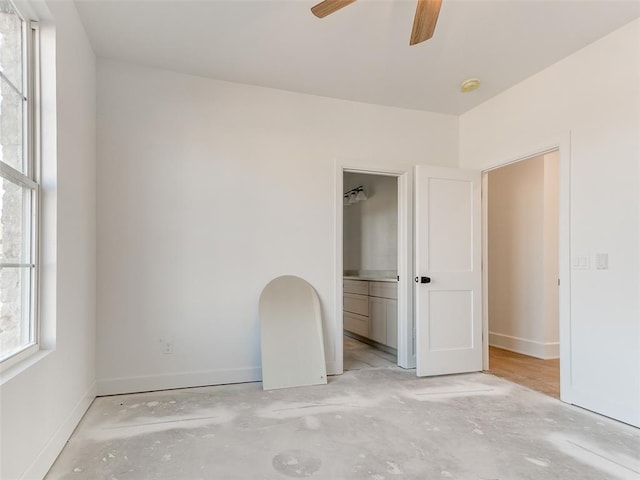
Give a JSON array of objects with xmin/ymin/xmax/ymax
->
[
  {"xmin": 595, "ymin": 253, "xmax": 609, "ymax": 270},
  {"xmin": 572, "ymin": 255, "xmax": 589, "ymax": 269}
]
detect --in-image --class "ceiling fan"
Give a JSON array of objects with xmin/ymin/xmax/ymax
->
[{"xmin": 311, "ymin": 0, "xmax": 442, "ymax": 46}]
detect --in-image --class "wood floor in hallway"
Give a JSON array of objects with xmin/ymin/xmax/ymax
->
[{"xmin": 488, "ymin": 346, "xmax": 560, "ymax": 398}]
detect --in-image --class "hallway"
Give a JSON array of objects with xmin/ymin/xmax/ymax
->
[{"xmin": 488, "ymin": 346, "xmax": 560, "ymax": 398}]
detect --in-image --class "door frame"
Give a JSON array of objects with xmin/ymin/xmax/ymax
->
[
  {"xmin": 335, "ymin": 164, "xmax": 415, "ymax": 372},
  {"xmin": 480, "ymin": 133, "xmax": 572, "ymax": 403}
]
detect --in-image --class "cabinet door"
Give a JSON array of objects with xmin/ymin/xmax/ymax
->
[
  {"xmin": 369, "ymin": 297, "xmax": 387, "ymax": 344},
  {"xmin": 385, "ymin": 299, "xmax": 398, "ymax": 348}
]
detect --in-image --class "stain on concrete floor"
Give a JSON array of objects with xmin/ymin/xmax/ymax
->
[{"xmin": 45, "ymin": 368, "xmax": 640, "ymax": 480}]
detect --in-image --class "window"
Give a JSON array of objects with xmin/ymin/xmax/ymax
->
[{"xmin": 0, "ymin": 0, "xmax": 39, "ymax": 365}]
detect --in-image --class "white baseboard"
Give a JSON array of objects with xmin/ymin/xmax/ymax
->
[
  {"xmin": 96, "ymin": 367, "xmax": 263, "ymax": 396},
  {"xmin": 489, "ymin": 332, "xmax": 559, "ymax": 360},
  {"xmin": 567, "ymin": 387, "xmax": 640, "ymax": 428},
  {"xmin": 96, "ymin": 361, "xmax": 346, "ymax": 395},
  {"xmin": 22, "ymin": 382, "xmax": 96, "ymax": 480}
]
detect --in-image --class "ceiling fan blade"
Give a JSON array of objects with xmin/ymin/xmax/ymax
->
[
  {"xmin": 311, "ymin": 0, "xmax": 358, "ymax": 19},
  {"xmin": 410, "ymin": 0, "xmax": 442, "ymax": 46}
]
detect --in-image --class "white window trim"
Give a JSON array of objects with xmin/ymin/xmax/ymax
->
[{"xmin": 0, "ymin": 5, "xmax": 41, "ymax": 370}]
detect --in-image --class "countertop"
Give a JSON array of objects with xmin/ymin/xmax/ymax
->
[{"xmin": 343, "ymin": 275, "xmax": 397, "ymax": 283}]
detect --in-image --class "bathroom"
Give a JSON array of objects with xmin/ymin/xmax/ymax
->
[{"xmin": 342, "ymin": 172, "xmax": 399, "ymax": 368}]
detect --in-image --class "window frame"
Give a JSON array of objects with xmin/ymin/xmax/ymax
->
[{"xmin": 0, "ymin": 2, "xmax": 40, "ymax": 370}]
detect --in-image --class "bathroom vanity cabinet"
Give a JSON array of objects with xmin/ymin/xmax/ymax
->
[{"xmin": 343, "ymin": 278, "xmax": 397, "ymax": 349}]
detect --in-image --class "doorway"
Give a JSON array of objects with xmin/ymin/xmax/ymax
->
[
  {"xmin": 336, "ymin": 154, "xmax": 568, "ymax": 389},
  {"xmin": 342, "ymin": 171, "xmax": 400, "ymax": 371},
  {"xmin": 483, "ymin": 150, "xmax": 561, "ymax": 398}
]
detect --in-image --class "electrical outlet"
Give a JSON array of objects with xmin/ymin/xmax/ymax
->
[{"xmin": 160, "ymin": 338, "xmax": 174, "ymax": 354}]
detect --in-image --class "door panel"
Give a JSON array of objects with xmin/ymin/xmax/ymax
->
[
  {"xmin": 415, "ymin": 166, "xmax": 482, "ymax": 376},
  {"xmin": 428, "ymin": 178, "xmax": 473, "ymax": 272},
  {"xmin": 428, "ymin": 290, "xmax": 473, "ymax": 350}
]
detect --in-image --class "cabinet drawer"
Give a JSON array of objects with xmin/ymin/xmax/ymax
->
[
  {"xmin": 344, "ymin": 312, "xmax": 369, "ymax": 337},
  {"xmin": 343, "ymin": 293, "xmax": 369, "ymax": 316},
  {"xmin": 369, "ymin": 281, "xmax": 397, "ymax": 299},
  {"xmin": 344, "ymin": 279, "xmax": 369, "ymax": 295}
]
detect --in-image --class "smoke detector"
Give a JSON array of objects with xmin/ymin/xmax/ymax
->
[{"xmin": 460, "ymin": 78, "xmax": 480, "ymax": 93}]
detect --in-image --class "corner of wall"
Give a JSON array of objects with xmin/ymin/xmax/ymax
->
[{"xmin": 21, "ymin": 383, "xmax": 96, "ymax": 480}]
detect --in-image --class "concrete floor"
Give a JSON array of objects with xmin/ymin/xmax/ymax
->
[{"xmin": 46, "ymin": 367, "xmax": 639, "ymax": 479}]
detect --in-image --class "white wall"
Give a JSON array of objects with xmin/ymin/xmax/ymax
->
[
  {"xmin": 343, "ymin": 173, "xmax": 397, "ymax": 274},
  {"xmin": 96, "ymin": 59, "xmax": 458, "ymax": 395},
  {"xmin": 461, "ymin": 19, "xmax": 640, "ymax": 426},
  {"xmin": 0, "ymin": 1, "xmax": 97, "ymax": 479},
  {"xmin": 488, "ymin": 153, "xmax": 559, "ymax": 359}
]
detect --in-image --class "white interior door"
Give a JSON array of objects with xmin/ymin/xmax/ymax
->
[{"xmin": 415, "ymin": 166, "xmax": 482, "ymax": 376}]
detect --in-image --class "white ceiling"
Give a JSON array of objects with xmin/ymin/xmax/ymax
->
[{"xmin": 75, "ymin": 0, "xmax": 640, "ymax": 115}]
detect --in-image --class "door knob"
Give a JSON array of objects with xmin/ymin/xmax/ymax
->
[{"xmin": 414, "ymin": 276, "xmax": 431, "ymax": 284}]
